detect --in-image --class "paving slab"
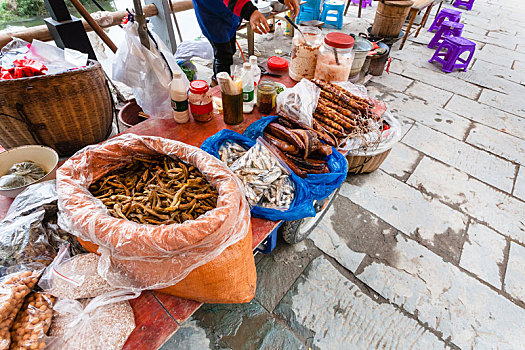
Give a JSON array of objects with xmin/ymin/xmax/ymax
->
[
  {"xmin": 403, "ymin": 123, "xmax": 516, "ymax": 192},
  {"xmin": 451, "ymin": 67, "xmax": 525, "ymax": 96},
  {"xmin": 444, "ymin": 94, "xmax": 525, "ymax": 141},
  {"xmin": 405, "ymin": 81, "xmax": 454, "ymax": 107},
  {"xmin": 466, "ymin": 122, "xmax": 525, "ymax": 165},
  {"xmin": 274, "ymin": 256, "xmax": 449, "ymax": 349},
  {"xmin": 514, "ymin": 166, "xmax": 525, "ymax": 201},
  {"xmin": 341, "ymin": 172, "xmax": 468, "ymax": 263},
  {"xmin": 459, "ymin": 222, "xmax": 507, "ymax": 289},
  {"xmin": 504, "ymin": 243, "xmax": 525, "ymax": 302},
  {"xmin": 408, "ymin": 157, "xmax": 525, "ymax": 244},
  {"xmin": 471, "ymin": 55, "xmax": 523, "ymax": 85},
  {"xmin": 379, "ymin": 142, "xmax": 422, "ymax": 181},
  {"xmin": 369, "ymin": 72, "xmax": 414, "ymax": 93},
  {"xmin": 357, "ymin": 234, "xmax": 525, "ymax": 349},
  {"xmin": 478, "ymin": 89, "xmax": 525, "ymax": 116}
]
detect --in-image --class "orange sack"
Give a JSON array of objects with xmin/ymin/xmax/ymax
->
[{"xmin": 56, "ymin": 134, "xmax": 256, "ymax": 303}]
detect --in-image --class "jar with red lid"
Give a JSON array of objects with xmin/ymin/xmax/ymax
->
[
  {"xmin": 188, "ymin": 80, "xmax": 213, "ymax": 122},
  {"xmin": 314, "ymin": 33, "xmax": 355, "ymax": 82}
]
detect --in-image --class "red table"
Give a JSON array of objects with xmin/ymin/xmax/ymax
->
[{"xmin": 0, "ymin": 73, "xmax": 297, "ymax": 349}]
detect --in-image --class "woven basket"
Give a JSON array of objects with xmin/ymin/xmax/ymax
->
[
  {"xmin": 0, "ymin": 60, "xmax": 113, "ymax": 156},
  {"xmin": 347, "ymin": 149, "xmax": 392, "ymax": 174}
]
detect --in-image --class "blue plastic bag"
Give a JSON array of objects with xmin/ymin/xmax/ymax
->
[
  {"xmin": 201, "ymin": 131, "xmax": 316, "ymax": 221},
  {"xmin": 244, "ymin": 116, "xmax": 348, "ymax": 200}
]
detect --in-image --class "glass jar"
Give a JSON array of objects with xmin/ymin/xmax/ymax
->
[
  {"xmin": 188, "ymin": 80, "xmax": 213, "ymax": 122},
  {"xmin": 257, "ymin": 80, "xmax": 276, "ymax": 114},
  {"xmin": 314, "ymin": 33, "xmax": 355, "ymax": 82},
  {"xmin": 289, "ymin": 26, "xmax": 323, "ymax": 81}
]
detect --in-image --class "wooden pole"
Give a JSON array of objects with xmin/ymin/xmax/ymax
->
[
  {"xmin": 0, "ymin": 1, "xmax": 193, "ymax": 48},
  {"xmin": 133, "ymin": 0, "xmax": 150, "ymax": 49},
  {"xmin": 69, "ymin": 0, "xmax": 118, "ymax": 52}
]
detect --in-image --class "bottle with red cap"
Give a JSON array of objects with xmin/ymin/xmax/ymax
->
[
  {"xmin": 314, "ymin": 32, "xmax": 355, "ymax": 82},
  {"xmin": 188, "ymin": 80, "xmax": 213, "ymax": 122}
]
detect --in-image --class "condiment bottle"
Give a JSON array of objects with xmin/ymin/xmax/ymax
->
[
  {"xmin": 169, "ymin": 71, "xmax": 189, "ymax": 123},
  {"xmin": 289, "ymin": 26, "xmax": 322, "ymax": 81},
  {"xmin": 188, "ymin": 80, "xmax": 213, "ymax": 122},
  {"xmin": 314, "ymin": 33, "xmax": 355, "ymax": 82},
  {"xmin": 241, "ymin": 63, "xmax": 255, "ymax": 114},
  {"xmin": 257, "ymin": 80, "xmax": 276, "ymax": 114},
  {"xmin": 250, "ymin": 56, "xmax": 261, "ymax": 87}
]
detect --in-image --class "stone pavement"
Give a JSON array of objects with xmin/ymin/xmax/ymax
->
[{"xmin": 161, "ymin": 0, "xmax": 525, "ymax": 348}]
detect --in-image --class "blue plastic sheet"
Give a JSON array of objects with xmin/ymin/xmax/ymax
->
[
  {"xmin": 244, "ymin": 116, "xmax": 348, "ymax": 200},
  {"xmin": 201, "ymin": 130, "xmax": 316, "ymax": 221}
]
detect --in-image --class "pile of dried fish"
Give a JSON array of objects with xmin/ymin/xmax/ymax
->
[
  {"xmin": 89, "ymin": 156, "xmax": 218, "ymax": 225},
  {"xmin": 230, "ymin": 141, "xmax": 294, "ymax": 208},
  {"xmin": 218, "ymin": 142, "xmax": 248, "ymax": 167},
  {"xmin": 312, "ymin": 79, "xmax": 382, "ymax": 146}
]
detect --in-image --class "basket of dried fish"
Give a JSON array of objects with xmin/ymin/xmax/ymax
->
[
  {"xmin": 201, "ymin": 132, "xmax": 315, "ymax": 221},
  {"xmin": 243, "ymin": 115, "xmax": 348, "ymax": 201},
  {"xmin": 56, "ymin": 134, "xmax": 257, "ymax": 303}
]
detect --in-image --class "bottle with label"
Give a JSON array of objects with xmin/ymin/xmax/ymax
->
[
  {"xmin": 241, "ymin": 62, "xmax": 254, "ymax": 114},
  {"xmin": 249, "ymin": 56, "xmax": 261, "ymax": 87},
  {"xmin": 170, "ymin": 71, "xmax": 189, "ymax": 123}
]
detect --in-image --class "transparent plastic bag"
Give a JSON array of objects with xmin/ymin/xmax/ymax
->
[
  {"xmin": 39, "ymin": 245, "xmax": 117, "ymax": 300},
  {"xmin": 46, "ymin": 289, "xmax": 139, "ymax": 350},
  {"xmin": 56, "ymin": 133, "xmax": 251, "ymax": 290},
  {"xmin": 276, "ymin": 78, "xmax": 320, "ymax": 127},
  {"xmin": 0, "ymin": 38, "xmax": 30, "ymax": 67},
  {"xmin": 0, "ymin": 161, "xmax": 46, "ymax": 190},
  {"xmin": 10, "ymin": 292, "xmax": 55, "ymax": 350},
  {"xmin": 112, "ymin": 22, "xmax": 189, "ymax": 118}
]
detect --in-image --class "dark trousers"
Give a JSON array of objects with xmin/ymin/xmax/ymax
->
[{"xmin": 210, "ymin": 36, "xmax": 237, "ymax": 77}]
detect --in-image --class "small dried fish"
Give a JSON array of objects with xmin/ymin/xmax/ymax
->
[{"xmin": 219, "ymin": 142, "xmax": 248, "ymax": 167}]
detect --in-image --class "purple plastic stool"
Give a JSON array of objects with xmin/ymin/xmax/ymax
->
[
  {"xmin": 428, "ymin": 8, "xmax": 462, "ymax": 32},
  {"xmin": 454, "ymin": 0, "xmax": 475, "ymax": 11},
  {"xmin": 429, "ymin": 36, "xmax": 476, "ymax": 73},
  {"xmin": 428, "ymin": 21, "xmax": 464, "ymax": 49},
  {"xmin": 351, "ymin": 0, "xmax": 372, "ymax": 8}
]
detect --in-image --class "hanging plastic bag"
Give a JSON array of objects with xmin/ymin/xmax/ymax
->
[
  {"xmin": 243, "ymin": 116, "xmax": 348, "ymax": 200},
  {"xmin": 46, "ymin": 289, "xmax": 139, "ymax": 350},
  {"xmin": 112, "ymin": 22, "xmax": 189, "ymax": 118},
  {"xmin": 276, "ymin": 78, "xmax": 320, "ymax": 127}
]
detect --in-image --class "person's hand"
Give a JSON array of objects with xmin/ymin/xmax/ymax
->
[
  {"xmin": 250, "ymin": 10, "xmax": 270, "ymax": 34},
  {"xmin": 284, "ymin": 0, "xmax": 300, "ymax": 19}
]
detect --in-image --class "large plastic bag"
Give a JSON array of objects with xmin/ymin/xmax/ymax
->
[
  {"xmin": 46, "ymin": 289, "xmax": 139, "ymax": 350},
  {"xmin": 0, "ymin": 161, "xmax": 46, "ymax": 190},
  {"xmin": 276, "ymin": 78, "xmax": 320, "ymax": 127},
  {"xmin": 201, "ymin": 131, "xmax": 316, "ymax": 221},
  {"xmin": 175, "ymin": 38, "xmax": 214, "ymax": 61},
  {"xmin": 244, "ymin": 116, "xmax": 348, "ymax": 200},
  {"xmin": 112, "ymin": 22, "xmax": 189, "ymax": 118},
  {"xmin": 56, "ymin": 133, "xmax": 252, "ymax": 291}
]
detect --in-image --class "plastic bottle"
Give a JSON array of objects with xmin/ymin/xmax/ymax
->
[
  {"xmin": 274, "ymin": 22, "xmax": 284, "ymax": 46},
  {"xmin": 250, "ymin": 56, "xmax": 261, "ymax": 87},
  {"xmin": 241, "ymin": 62, "xmax": 255, "ymax": 114},
  {"xmin": 169, "ymin": 71, "xmax": 189, "ymax": 123}
]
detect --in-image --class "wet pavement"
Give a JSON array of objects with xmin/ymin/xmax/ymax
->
[{"xmin": 161, "ymin": 0, "xmax": 525, "ymax": 348}]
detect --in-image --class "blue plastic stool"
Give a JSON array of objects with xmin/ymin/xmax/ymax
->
[
  {"xmin": 321, "ymin": 0, "xmax": 345, "ymax": 29},
  {"xmin": 297, "ymin": 0, "xmax": 323, "ymax": 22},
  {"xmin": 428, "ymin": 8, "xmax": 462, "ymax": 32},
  {"xmin": 256, "ymin": 224, "xmax": 279, "ymax": 254}
]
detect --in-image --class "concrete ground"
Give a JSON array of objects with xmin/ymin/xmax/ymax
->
[{"xmin": 161, "ymin": 0, "xmax": 525, "ymax": 348}]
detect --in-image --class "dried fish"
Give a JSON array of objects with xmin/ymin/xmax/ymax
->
[
  {"xmin": 219, "ymin": 142, "xmax": 248, "ymax": 167},
  {"xmin": 89, "ymin": 156, "xmax": 218, "ymax": 225}
]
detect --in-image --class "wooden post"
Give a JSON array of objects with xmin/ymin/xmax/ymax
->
[
  {"xmin": 134, "ymin": 0, "xmax": 150, "ymax": 50},
  {"xmin": 146, "ymin": 0, "xmax": 178, "ymax": 53}
]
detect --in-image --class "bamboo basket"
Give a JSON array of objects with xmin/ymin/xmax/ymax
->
[
  {"xmin": 0, "ymin": 60, "xmax": 113, "ymax": 156},
  {"xmin": 347, "ymin": 149, "xmax": 392, "ymax": 174}
]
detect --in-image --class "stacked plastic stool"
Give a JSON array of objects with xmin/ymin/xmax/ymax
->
[
  {"xmin": 297, "ymin": 0, "xmax": 323, "ymax": 22},
  {"xmin": 351, "ymin": 0, "xmax": 372, "ymax": 8},
  {"xmin": 321, "ymin": 0, "xmax": 345, "ymax": 29},
  {"xmin": 454, "ymin": 0, "xmax": 475, "ymax": 11},
  {"xmin": 428, "ymin": 8, "xmax": 462, "ymax": 32},
  {"xmin": 428, "ymin": 21, "xmax": 464, "ymax": 49},
  {"xmin": 429, "ymin": 36, "xmax": 476, "ymax": 73}
]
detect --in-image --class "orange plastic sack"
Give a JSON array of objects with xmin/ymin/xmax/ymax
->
[{"xmin": 56, "ymin": 134, "xmax": 255, "ymax": 303}]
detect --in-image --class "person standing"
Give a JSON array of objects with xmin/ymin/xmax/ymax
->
[{"xmin": 192, "ymin": 0, "xmax": 299, "ymax": 77}]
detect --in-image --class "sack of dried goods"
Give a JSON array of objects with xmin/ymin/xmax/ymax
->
[
  {"xmin": 0, "ymin": 270, "xmax": 41, "ymax": 350},
  {"xmin": 56, "ymin": 134, "xmax": 255, "ymax": 303},
  {"xmin": 201, "ymin": 132, "xmax": 315, "ymax": 221},
  {"xmin": 10, "ymin": 292, "xmax": 55, "ymax": 350},
  {"xmin": 46, "ymin": 290, "xmax": 138, "ymax": 350},
  {"xmin": 244, "ymin": 115, "xmax": 348, "ymax": 201}
]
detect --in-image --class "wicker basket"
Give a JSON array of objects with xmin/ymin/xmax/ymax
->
[
  {"xmin": 347, "ymin": 149, "xmax": 392, "ymax": 174},
  {"xmin": 0, "ymin": 60, "xmax": 113, "ymax": 156}
]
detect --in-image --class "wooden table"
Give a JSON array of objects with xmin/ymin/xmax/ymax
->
[
  {"xmin": 399, "ymin": 0, "xmax": 440, "ymax": 49},
  {"xmin": 0, "ymin": 73, "xmax": 297, "ymax": 350}
]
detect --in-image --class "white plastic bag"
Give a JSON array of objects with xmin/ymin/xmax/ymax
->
[
  {"xmin": 276, "ymin": 79, "xmax": 320, "ymax": 127},
  {"xmin": 175, "ymin": 38, "xmax": 214, "ymax": 61},
  {"xmin": 112, "ymin": 22, "xmax": 188, "ymax": 118}
]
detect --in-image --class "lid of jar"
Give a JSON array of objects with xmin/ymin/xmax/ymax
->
[
  {"xmin": 267, "ymin": 56, "xmax": 289, "ymax": 71},
  {"xmin": 189, "ymin": 80, "xmax": 209, "ymax": 94},
  {"xmin": 324, "ymin": 32, "xmax": 355, "ymax": 49}
]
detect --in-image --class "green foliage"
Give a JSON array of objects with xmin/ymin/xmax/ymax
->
[
  {"xmin": 0, "ymin": 0, "xmax": 95, "ymax": 19},
  {"xmin": 15, "ymin": 0, "xmax": 46, "ymax": 17}
]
